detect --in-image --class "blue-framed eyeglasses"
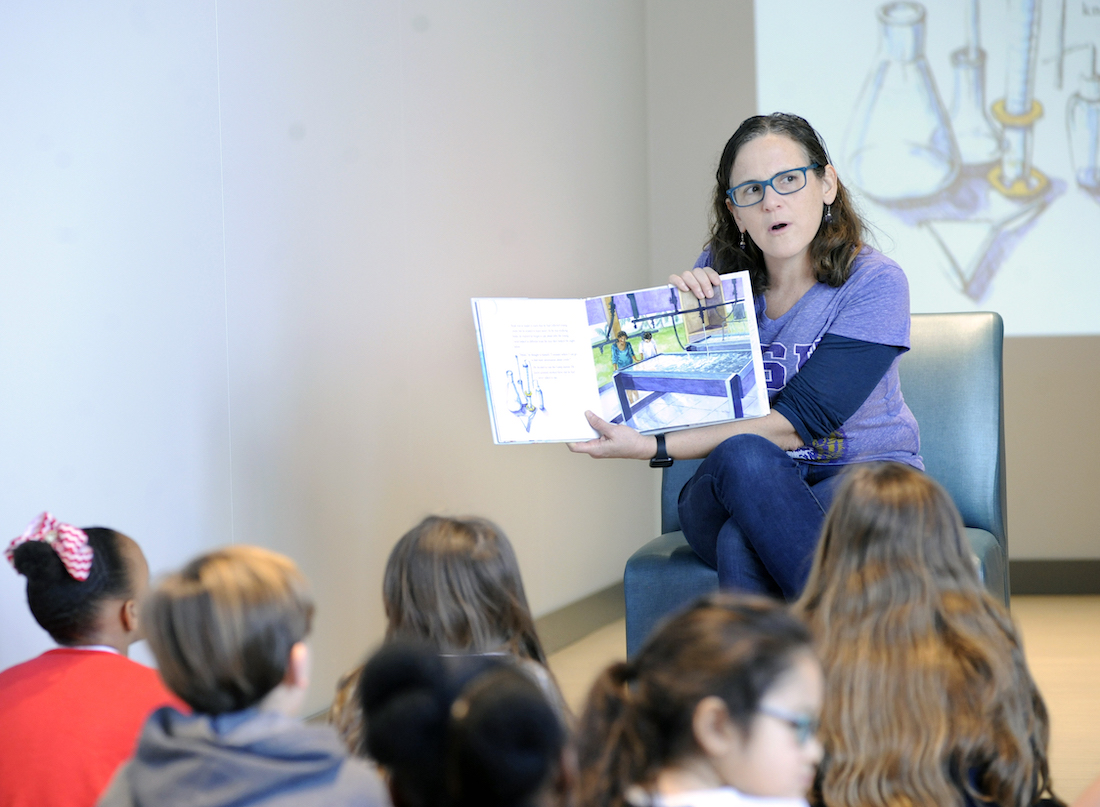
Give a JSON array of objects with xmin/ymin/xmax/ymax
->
[
  {"xmin": 758, "ymin": 704, "xmax": 820, "ymax": 745},
  {"xmin": 726, "ymin": 164, "xmax": 821, "ymax": 207}
]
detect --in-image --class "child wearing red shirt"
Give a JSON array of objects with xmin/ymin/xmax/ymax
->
[{"xmin": 0, "ymin": 513, "xmax": 183, "ymax": 807}]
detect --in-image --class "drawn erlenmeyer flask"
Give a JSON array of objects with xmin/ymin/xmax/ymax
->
[
  {"xmin": 845, "ymin": 2, "xmax": 960, "ymax": 202},
  {"xmin": 1067, "ymin": 64, "xmax": 1100, "ymax": 192}
]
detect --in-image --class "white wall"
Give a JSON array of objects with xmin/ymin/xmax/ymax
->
[
  {"xmin": 645, "ymin": 0, "xmax": 757, "ymax": 282},
  {"xmin": 0, "ymin": 3, "xmax": 231, "ymax": 666},
  {"xmin": 0, "ymin": 1, "xmax": 656, "ymax": 711},
  {"xmin": 216, "ymin": 1, "xmax": 657, "ymax": 705}
]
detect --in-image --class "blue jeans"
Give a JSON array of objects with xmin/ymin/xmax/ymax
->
[{"xmin": 677, "ymin": 434, "xmax": 848, "ymax": 600}]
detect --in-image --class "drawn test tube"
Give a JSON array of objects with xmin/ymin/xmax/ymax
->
[
  {"xmin": 989, "ymin": 0, "xmax": 1049, "ymax": 197},
  {"xmin": 1067, "ymin": 47, "xmax": 1100, "ymax": 192}
]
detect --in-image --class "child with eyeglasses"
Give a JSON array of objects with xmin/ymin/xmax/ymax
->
[
  {"xmin": 576, "ymin": 593, "xmax": 822, "ymax": 807},
  {"xmin": 569, "ymin": 113, "xmax": 922, "ymax": 602}
]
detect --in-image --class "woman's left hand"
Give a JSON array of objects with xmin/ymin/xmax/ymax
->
[{"xmin": 567, "ymin": 411, "xmax": 657, "ymax": 460}]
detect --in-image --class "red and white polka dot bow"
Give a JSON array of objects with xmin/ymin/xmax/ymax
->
[{"xmin": 4, "ymin": 512, "xmax": 93, "ymax": 581}]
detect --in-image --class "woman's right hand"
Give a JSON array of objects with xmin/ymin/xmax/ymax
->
[
  {"xmin": 567, "ymin": 411, "xmax": 657, "ymax": 460},
  {"xmin": 669, "ymin": 266, "xmax": 723, "ymax": 300}
]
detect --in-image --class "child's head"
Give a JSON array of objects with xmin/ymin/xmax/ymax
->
[
  {"xmin": 383, "ymin": 515, "xmax": 546, "ymax": 663},
  {"xmin": 447, "ymin": 664, "xmax": 571, "ymax": 807},
  {"xmin": 796, "ymin": 463, "xmax": 1054, "ymax": 807},
  {"xmin": 361, "ymin": 642, "xmax": 569, "ymax": 807},
  {"xmin": 6, "ymin": 512, "xmax": 147, "ymax": 647},
  {"xmin": 577, "ymin": 593, "xmax": 822, "ymax": 807},
  {"xmin": 799, "ymin": 461, "xmax": 979, "ymax": 611},
  {"xmin": 143, "ymin": 545, "xmax": 314, "ymax": 715},
  {"xmin": 643, "ymin": 332, "xmax": 652, "ymax": 341}
]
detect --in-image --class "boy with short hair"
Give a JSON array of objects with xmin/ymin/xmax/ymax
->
[{"xmin": 98, "ymin": 545, "xmax": 386, "ymax": 807}]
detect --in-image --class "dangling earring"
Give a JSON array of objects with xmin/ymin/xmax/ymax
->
[
  {"xmin": 823, "ymin": 204, "xmax": 833, "ymax": 224},
  {"xmin": 739, "ymin": 230, "xmax": 746, "ymax": 249}
]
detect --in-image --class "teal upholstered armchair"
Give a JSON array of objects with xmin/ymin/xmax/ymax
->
[{"xmin": 623, "ymin": 312, "xmax": 1008, "ymax": 656}]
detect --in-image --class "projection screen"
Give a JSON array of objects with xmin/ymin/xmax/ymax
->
[{"xmin": 755, "ymin": 0, "xmax": 1100, "ymax": 335}]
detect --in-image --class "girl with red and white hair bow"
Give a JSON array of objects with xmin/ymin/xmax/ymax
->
[{"xmin": 0, "ymin": 512, "xmax": 184, "ymax": 807}]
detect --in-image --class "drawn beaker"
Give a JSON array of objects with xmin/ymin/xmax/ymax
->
[
  {"xmin": 1067, "ymin": 72, "xmax": 1100, "ymax": 192},
  {"xmin": 845, "ymin": 2, "xmax": 960, "ymax": 202},
  {"xmin": 949, "ymin": 0, "xmax": 1001, "ymax": 164},
  {"xmin": 949, "ymin": 50, "xmax": 1002, "ymax": 164}
]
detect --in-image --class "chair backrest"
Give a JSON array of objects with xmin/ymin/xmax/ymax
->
[
  {"xmin": 901, "ymin": 312, "xmax": 1007, "ymax": 547},
  {"xmin": 660, "ymin": 312, "xmax": 1007, "ymax": 556}
]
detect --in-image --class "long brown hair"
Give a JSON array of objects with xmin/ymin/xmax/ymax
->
[
  {"xmin": 708, "ymin": 112, "xmax": 865, "ymax": 295},
  {"xmin": 577, "ymin": 593, "xmax": 813, "ymax": 807},
  {"xmin": 330, "ymin": 516, "xmax": 552, "ymax": 755},
  {"xmin": 795, "ymin": 463, "xmax": 1055, "ymax": 807},
  {"xmin": 384, "ymin": 515, "xmax": 547, "ymax": 664}
]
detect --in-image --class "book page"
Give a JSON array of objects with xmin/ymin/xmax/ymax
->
[
  {"xmin": 586, "ymin": 272, "xmax": 768, "ymax": 434},
  {"xmin": 473, "ymin": 271, "xmax": 768, "ymax": 444},
  {"xmin": 472, "ymin": 298, "xmax": 601, "ymax": 444}
]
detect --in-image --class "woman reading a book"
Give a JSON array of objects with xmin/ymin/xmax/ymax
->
[{"xmin": 568, "ymin": 113, "xmax": 922, "ymax": 600}]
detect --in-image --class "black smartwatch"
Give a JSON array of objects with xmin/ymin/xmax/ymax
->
[{"xmin": 649, "ymin": 433, "xmax": 674, "ymax": 468}]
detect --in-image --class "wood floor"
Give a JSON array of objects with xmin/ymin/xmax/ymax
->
[{"xmin": 548, "ymin": 595, "xmax": 1100, "ymax": 803}]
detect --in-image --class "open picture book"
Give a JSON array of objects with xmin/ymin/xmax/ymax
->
[{"xmin": 472, "ymin": 272, "xmax": 769, "ymax": 444}]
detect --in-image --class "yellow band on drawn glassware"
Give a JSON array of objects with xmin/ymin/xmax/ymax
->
[
  {"xmin": 990, "ymin": 98, "xmax": 1044, "ymax": 127},
  {"xmin": 987, "ymin": 164, "xmax": 1050, "ymax": 198}
]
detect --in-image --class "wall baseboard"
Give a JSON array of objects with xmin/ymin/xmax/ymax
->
[
  {"xmin": 532, "ymin": 562, "xmax": 1100, "ymax": 655},
  {"xmin": 535, "ymin": 582, "xmax": 625, "ymax": 655},
  {"xmin": 1010, "ymin": 560, "xmax": 1100, "ymax": 595}
]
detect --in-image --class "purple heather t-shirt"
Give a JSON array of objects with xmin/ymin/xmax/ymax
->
[{"xmin": 694, "ymin": 247, "xmax": 923, "ymax": 469}]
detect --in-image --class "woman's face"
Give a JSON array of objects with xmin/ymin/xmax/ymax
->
[
  {"xmin": 617, "ymin": 335, "xmax": 627, "ymax": 348},
  {"xmin": 727, "ymin": 133, "xmax": 837, "ymax": 274},
  {"xmin": 715, "ymin": 650, "xmax": 824, "ymax": 798}
]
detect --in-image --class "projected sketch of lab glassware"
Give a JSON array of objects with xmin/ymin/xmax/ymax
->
[
  {"xmin": 922, "ymin": 0, "xmax": 1058, "ymax": 301},
  {"xmin": 1065, "ymin": 45, "xmax": 1100, "ymax": 199},
  {"xmin": 844, "ymin": 2, "xmax": 960, "ymax": 202},
  {"xmin": 753, "ymin": 0, "xmax": 1100, "ymax": 330},
  {"xmin": 843, "ymin": 0, "xmax": 1066, "ymax": 302},
  {"xmin": 948, "ymin": 0, "xmax": 1002, "ymax": 164}
]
